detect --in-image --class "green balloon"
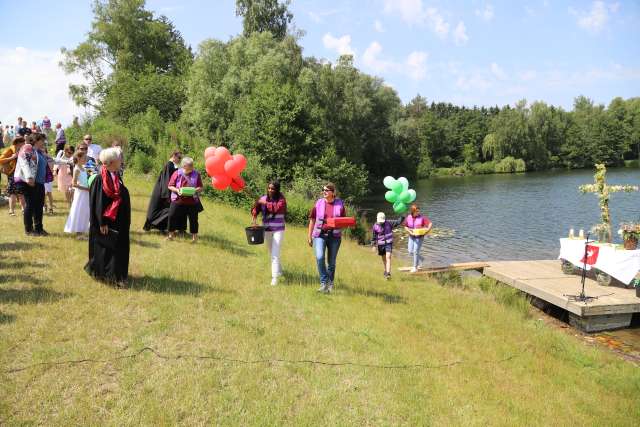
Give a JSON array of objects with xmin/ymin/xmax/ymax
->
[
  {"xmin": 398, "ymin": 177, "xmax": 409, "ymax": 192},
  {"xmin": 385, "ymin": 190, "xmax": 398, "ymax": 203},
  {"xmin": 399, "ymin": 190, "xmax": 411, "ymax": 203},
  {"xmin": 407, "ymin": 189, "xmax": 417, "ymax": 203},
  {"xmin": 390, "ymin": 181, "xmax": 403, "ymax": 193},
  {"xmin": 383, "ymin": 176, "xmax": 396, "ymax": 190},
  {"xmin": 393, "ymin": 201, "xmax": 408, "ymax": 213}
]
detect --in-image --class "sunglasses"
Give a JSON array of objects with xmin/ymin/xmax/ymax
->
[
  {"xmin": 323, "ymin": 188, "xmax": 333, "ymax": 192},
  {"xmin": 84, "ymin": 138, "xmax": 92, "ymax": 141}
]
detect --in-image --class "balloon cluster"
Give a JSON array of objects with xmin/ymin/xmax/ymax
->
[
  {"xmin": 204, "ymin": 146, "xmax": 247, "ymax": 192},
  {"xmin": 383, "ymin": 176, "xmax": 416, "ymax": 213}
]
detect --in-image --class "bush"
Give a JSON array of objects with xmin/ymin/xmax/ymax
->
[
  {"xmin": 494, "ymin": 156, "xmax": 526, "ymax": 173},
  {"xmin": 130, "ymin": 152, "xmax": 155, "ymax": 174},
  {"xmin": 471, "ymin": 161, "xmax": 496, "ymax": 174},
  {"xmin": 624, "ymin": 159, "xmax": 639, "ymax": 168}
]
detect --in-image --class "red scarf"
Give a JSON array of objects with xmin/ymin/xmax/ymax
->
[{"xmin": 101, "ymin": 167, "xmax": 122, "ymax": 221}]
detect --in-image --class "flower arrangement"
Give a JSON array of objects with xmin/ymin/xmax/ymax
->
[
  {"xmin": 590, "ymin": 223, "xmax": 610, "ymax": 243},
  {"xmin": 618, "ymin": 222, "xmax": 640, "ymax": 250}
]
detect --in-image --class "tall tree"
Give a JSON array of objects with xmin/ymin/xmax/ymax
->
[
  {"xmin": 236, "ymin": 0, "xmax": 293, "ymax": 40},
  {"xmin": 60, "ymin": 0, "xmax": 192, "ymax": 113}
]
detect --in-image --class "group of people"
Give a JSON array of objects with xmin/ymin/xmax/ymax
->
[{"xmin": 3, "ymin": 117, "xmax": 432, "ymax": 291}]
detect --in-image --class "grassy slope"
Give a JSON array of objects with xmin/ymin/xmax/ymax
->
[{"xmin": 1, "ymin": 174, "xmax": 639, "ymax": 426}]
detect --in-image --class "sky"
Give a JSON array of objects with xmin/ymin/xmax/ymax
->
[{"xmin": 1, "ymin": 0, "xmax": 639, "ymax": 125}]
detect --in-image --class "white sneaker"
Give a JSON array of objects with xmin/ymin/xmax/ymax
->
[
  {"xmin": 270, "ymin": 278, "xmax": 278, "ymax": 286},
  {"xmin": 317, "ymin": 283, "xmax": 327, "ymax": 293},
  {"xmin": 410, "ymin": 267, "xmax": 418, "ymax": 273}
]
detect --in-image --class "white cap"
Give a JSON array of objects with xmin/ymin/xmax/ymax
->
[{"xmin": 376, "ymin": 212, "xmax": 386, "ymax": 223}]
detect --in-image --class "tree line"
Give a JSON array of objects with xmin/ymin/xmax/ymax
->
[{"xmin": 61, "ymin": 0, "xmax": 640, "ymax": 203}]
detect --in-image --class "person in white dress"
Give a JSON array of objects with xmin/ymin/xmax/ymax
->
[{"xmin": 64, "ymin": 151, "xmax": 90, "ymax": 238}]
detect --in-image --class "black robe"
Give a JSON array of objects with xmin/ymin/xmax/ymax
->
[
  {"xmin": 85, "ymin": 173, "xmax": 131, "ymax": 283},
  {"xmin": 143, "ymin": 161, "xmax": 177, "ymax": 231}
]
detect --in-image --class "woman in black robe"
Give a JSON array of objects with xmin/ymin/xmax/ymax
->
[
  {"xmin": 85, "ymin": 147, "xmax": 131, "ymax": 286},
  {"xmin": 143, "ymin": 150, "xmax": 182, "ymax": 232}
]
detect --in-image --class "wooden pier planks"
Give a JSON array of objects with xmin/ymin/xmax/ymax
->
[
  {"xmin": 398, "ymin": 262, "xmax": 489, "ymax": 274},
  {"xmin": 483, "ymin": 260, "xmax": 640, "ymax": 331}
]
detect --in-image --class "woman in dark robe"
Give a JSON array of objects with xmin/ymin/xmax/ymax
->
[
  {"xmin": 143, "ymin": 150, "xmax": 182, "ymax": 232},
  {"xmin": 85, "ymin": 147, "xmax": 131, "ymax": 287}
]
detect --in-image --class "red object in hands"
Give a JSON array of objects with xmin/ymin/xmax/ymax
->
[
  {"xmin": 580, "ymin": 245, "xmax": 600, "ymax": 265},
  {"xmin": 326, "ymin": 217, "xmax": 356, "ymax": 229},
  {"xmin": 224, "ymin": 154, "xmax": 247, "ymax": 178},
  {"xmin": 214, "ymin": 146, "xmax": 232, "ymax": 163}
]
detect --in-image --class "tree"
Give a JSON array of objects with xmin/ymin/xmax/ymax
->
[
  {"xmin": 60, "ymin": 0, "xmax": 192, "ymax": 112},
  {"xmin": 236, "ymin": 0, "xmax": 293, "ymax": 40}
]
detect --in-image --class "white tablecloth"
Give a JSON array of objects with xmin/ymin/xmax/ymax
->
[{"xmin": 559, "ymin": 238, "xmax": 640, "ymax": 284}]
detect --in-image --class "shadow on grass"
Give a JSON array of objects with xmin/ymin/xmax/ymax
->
[
  {"xmin": 197, "ymin": 234, "xmax": 252, "ymax": 257},
  {"xmin": 129, "ymin": 238, "xmax": 161, "ymax": 249},
  {"xmin": 0, "ymin": 260, "xmax": 48, "ymax": 270},
  {"xmin": 0, "ymin": 311, "xmax": 16, "ymax": 324},
  {"xmin": 282, "ymin": 269, "xmax": 318, "ymax": 286},
  {"xmin": 128, "ymin": 275, "xmax": 235, "ymax": 296},
  {"xmin": 0, "ymin": 287, "xmax": 71, "ymax": 304},
  {"xmin": 0, "ymin": 242, "xmax": 35, "ymax": 252},
  {"xmin": 341, "ymin": 284, "xmax": 407, "ymax": 305},
  {"xmin": 0, "ymin": 274, "xmax": 46, "ymax": 286}
]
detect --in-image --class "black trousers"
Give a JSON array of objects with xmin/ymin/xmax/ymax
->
[
  {"xmin": 23, "ymin": 183, "xmax": 45, "ymax": 232},
  {"xmin": 168, "ymin": 203, "xmax": 199, "ymax": 234}
]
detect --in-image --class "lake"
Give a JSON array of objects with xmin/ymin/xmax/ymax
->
[{"xmin": 364, "ymin": 168, "xmax": 640, "ymax": 267}]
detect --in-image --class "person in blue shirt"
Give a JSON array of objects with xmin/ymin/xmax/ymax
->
[{"xmin": 16, "ymin": 134, "xmax": 49, "ymax": 236}]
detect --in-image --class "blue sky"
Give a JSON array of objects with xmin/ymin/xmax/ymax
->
[{"xmin": 1, "ymin": 0, "xmax": 639, "ymax": 124}]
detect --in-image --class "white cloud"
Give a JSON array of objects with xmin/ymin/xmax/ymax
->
[
  {"xmin": 383, "ymin": 1, "xmax": 451, "ymax": 39},
  {"xmin": 374, "ymin": 19, "xmax": 385, "ymax": 33},
  {"xmin": 308, "ymin": 9, "xmax": 338, "ymax": 24},
  {"xmin": 406, "ymin": 51, "xmax": 428, "ymax": 80},
  {"xmin": 475, "ymin": 4, "xmax": 494, "ymax": 21},
  {"xmin": 569, "ymin": 1, "xmax": 619, "ymax": 33},
  {"xmin": 363, "ymin": 41, "xmax": 395, "ymax": 73},
  {"xmin": 453, "ymin": 21, "xmax": 469, "ymax": 46},
  {"xmin": 490, "ymin": 62, "xmax": 506, "ymax": 80},
  {"xmin": 362, "ymin": 42, "xmax": 428, "ymax": 81},
  {"xmin": 0, "ymin": 47, "xmax": 86, "ymax": 126},
  {"xmin": 322, "ymin": 33, "xmax": 355, "ymax": 57},
  {"xmin": 383, "ymin": 0, "xmax": 424, "ymax": 25},
  {"xmin": 424, "ymin": 8, "xmax": 450, "ymax": 38}
]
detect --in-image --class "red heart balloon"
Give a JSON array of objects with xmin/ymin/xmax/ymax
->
[
  {"xmin": 224, "ymin": 154, "xmax": 247, "ymax": 178},
  {"xmin": 211, "ymin": 174, "xmax": 231, "ymax": 190},
  {"xmin": 230, "ymin": 176, "xmax": 245, "ymax": 192},
  {"xmin": 214, "ymin": 146, "xmax": 231, "ymax": 163},
  {"xmin": 205, "ymin": 154, "xmax": 226, "ymax": 177},
  {"xmin": 204, "ymin": 146, "xmax": 217, "ymax": 159}
]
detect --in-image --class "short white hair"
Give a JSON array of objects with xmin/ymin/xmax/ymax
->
[
  {"xmin": 99, "ymin": 147, "xmax": 121, "ymax": 165},
  {"xmin": 181, "ymin": 156, "xmax": 194, "ymax": 167}
]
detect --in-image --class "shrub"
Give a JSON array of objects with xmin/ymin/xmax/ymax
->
[
  {"xmin": 494, "ymin": 156, "xmax": 526, "ymax": 173},
  {"xmin": 624, "ymin": 159, "xmax": 639, "ymax": 168},
  {"xmin": 130, "ymin": 152, "xmax": 155, "ymax": 174},
  {"xmin": 471, "ymin": 161, "xmax": 496, "ymax": 174}
]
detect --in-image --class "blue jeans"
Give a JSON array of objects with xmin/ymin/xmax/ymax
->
[
  {"xmin": 313, "ymin": 234, "xmax": 341, "ymax": 284},
  {"xmin": 407, "ymin": 236, "xmax": 424, "ymax": 268}
]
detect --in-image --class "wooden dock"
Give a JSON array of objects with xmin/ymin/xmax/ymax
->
[{"xmin": 483, "ymin": 260, "xmax": 640, "ymax": 332}]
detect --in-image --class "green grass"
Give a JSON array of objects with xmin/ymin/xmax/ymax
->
[{"xmin": 1, "ymin": 174, "xmax": 639, "ymax": 425}]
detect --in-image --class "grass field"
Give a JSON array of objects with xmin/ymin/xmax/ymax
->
[{"xmin": 1, "ymin": 174, "xmax": 639, "ymax": 426}]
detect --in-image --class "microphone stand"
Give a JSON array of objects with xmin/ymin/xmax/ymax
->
[{"xmin": 565, "ymin": 233, "xmax": 599, "ymax": 303}]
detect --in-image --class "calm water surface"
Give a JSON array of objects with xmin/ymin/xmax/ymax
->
[{"xmin": 365, "ymin": 168, "xmax": 640, "ymax": 267}]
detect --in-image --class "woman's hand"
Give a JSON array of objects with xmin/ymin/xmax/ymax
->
[
  {"xmin": 307, "ymin": 237, "xmax": 313, "ymax": 247},
  {"xmin": 195, "ymin": 187, "xmax": 202, "ymax": 193},
  {"xmin": 100, "ymin": 225, "xmax": 108, "ymax": 235},
  {"xmin": 251, "ymin": 217, "xmax": 257, "ymax": 226},
  {"xmin": 371, "ymin": 246, "xmax": 377, "ymax": 253}
]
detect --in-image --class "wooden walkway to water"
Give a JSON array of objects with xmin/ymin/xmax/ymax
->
[{"xmin": 483, "ymin": 260, "xmax": 640, "ymax": 332}]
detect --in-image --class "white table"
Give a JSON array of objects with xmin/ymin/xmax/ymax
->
[{"xmin": 559, "ymin": 238, "xmax": 640, "ymax": 285}]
